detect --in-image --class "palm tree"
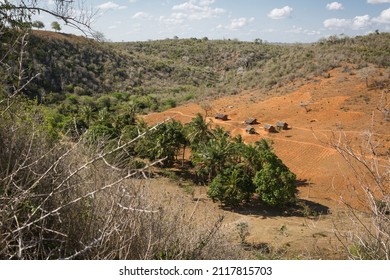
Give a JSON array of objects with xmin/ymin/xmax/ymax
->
[
  {"xmin": 241, "ymin": 144, "xmax": 262, "ymax": 175},
  {"xmin": 208, "ymin": 165, "xmax": 255, "ymax": 206},
  {"xmin": 97, "ymin": 107, "xmax": 112, "ymax": 126},
  {"xmin": 185, "ymin": 113, "xmax": 213, "ymax": 149},
  {"xmin": 156, "ymin": 121, "xmax": 186, "ymax": 167},
  {"xmin": 79, "ymin": 105, "xmax": 95, "ymax": 127},
  {"xmin": 113, "ymin": 102, "xmax": 137, "ymax": 130},
  {"xmin": 138, "ymin": 120, "xmax": 186, "ymax": 167},
  {"xmin": 191, "ymin": 127, "xmax": 236, "ymax": 182}
]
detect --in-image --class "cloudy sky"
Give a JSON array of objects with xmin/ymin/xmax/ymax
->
[{"xmin": 38, "ymin": 0, "xmax": 390, "ymax": 42}]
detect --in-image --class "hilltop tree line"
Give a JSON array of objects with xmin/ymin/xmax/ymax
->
[{"xmin": 31, "ymin": 20, "xmax": 62, "ymax": 32}]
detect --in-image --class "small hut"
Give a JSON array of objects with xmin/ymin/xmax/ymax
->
[
  {"xmin": 246, "ymin": 126, "xmax": 256, "ymax": 134},
  {"xmin": 215, "ymin": 113, "xmax": 228, "ymax": 121},
  {"xmin": 244, "ymin": 117, "xmax": 257, "ymax": 125},
  {"xmin": 264, "ymin": 124, "xmax": 276, "ymax": 133},
  {"xmin": 276, "ymin": 121, "xmax": 288, "ymax": 130}
]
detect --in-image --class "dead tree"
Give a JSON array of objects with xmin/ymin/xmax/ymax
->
[
  {"xmin": 331, "ymin": 130, "xmax": 390, "ymax": 259},
  {"xmin": 377, "ymin": 90, "xmax": 389, "ymax": 121},
  {"xmin": 300, "ymin": 100, "xmax": 312, "ymax": 113}
]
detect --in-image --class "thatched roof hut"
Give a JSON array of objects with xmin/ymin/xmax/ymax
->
[
  {"xmin": 244, "ymin": 118, "xmax": 257, "ymax": 125},
  {"xmin": 264, "ymin": 124, "xmax": 276, "ymax": 133},
  {"xmin": 215, "ymin": 113, "xmax": 228, "ymax": 121},
  {"xmin": 246, "ymin": 126, "xmax": 256, "ymax": 134},
  {"xmin": 276, "ymin": 121, "xmax": 288, "ymax": 130}
]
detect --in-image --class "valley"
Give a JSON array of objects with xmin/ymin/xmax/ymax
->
[{"xmin": 143, "ymin": 66, "xmax": 389, "ymax": 258}]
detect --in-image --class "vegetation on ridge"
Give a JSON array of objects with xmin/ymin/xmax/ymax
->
[{"xmin": 2, "ymin": 30, "xmax": 389, "ymax": 106}]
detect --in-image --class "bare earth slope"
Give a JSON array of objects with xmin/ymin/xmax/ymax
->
[{"xmin": 143, "ymin": 66, "xmax": 389, "ymax": 258}]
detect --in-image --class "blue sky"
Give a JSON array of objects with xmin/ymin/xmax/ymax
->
[{"xmin": 37, "ymin": 0, "xmax": 390, "ymax": 42}]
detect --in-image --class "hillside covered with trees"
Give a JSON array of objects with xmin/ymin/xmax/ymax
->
[{"xmin": 5, "ymin": 30, "xmax": 390, "ymax": 106}]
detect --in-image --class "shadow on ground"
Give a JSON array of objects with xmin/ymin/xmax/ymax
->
[{"xmin": 223, "ymin": 198, "xmax": 330, "ymax": 219}]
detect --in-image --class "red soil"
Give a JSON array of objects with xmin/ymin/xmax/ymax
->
[{"xmin": 143, "ymin": 66, "xmax": 389, "ymax": 258}]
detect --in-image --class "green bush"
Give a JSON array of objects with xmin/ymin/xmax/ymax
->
[
  {"xmin": 184, "ymin": 93, "xmax": 194, "ymax": 101},
  {"xmin": 207, "ymin": 166, "xmax": 255, "ymax": 207},
  {"xmin": 86, "ymin": 124, "xmax": 119, "ymax": 143},
  {"xmin": 253, "ymin": 160, "xmax": 297, "ymax": 207},
  {"xmin": 163, "ymin": 98, "xmax": 177, "ymax": 109}
]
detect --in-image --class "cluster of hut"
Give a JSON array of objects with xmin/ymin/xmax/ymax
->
[{"xmin": 215, "ymin": 113, "xmax": 288, "ymax": 134}]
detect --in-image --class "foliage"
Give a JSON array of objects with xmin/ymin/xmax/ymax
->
[
  {"xmin": 3, "ymin": 1, "xmax": 389, "ymax": 260},
  {"xmin": 135, "ymin": 120, "xmax": 186, "ymax": 167},
  {"xmin": 32, "ymin": 20, "xmax": 45, "ymax": 29},
  {"xmin": 207, "ymin": 165, "xmax": 255, "ymax": 206},
  {"xmin": 253, "ymin": 161, "xmax": 297, "ymax": 207},
  {"xmin": 0, "ymin": 95, "xmax": 242, "ymax": 260},
  {"xmin": 191, "ymin": 127, "xmax": 237, "ymax": 181},
  {"xmin": 1, "ymin": 29, "xmax": 389, "ymax": 108},
  {"xmin": 248, "ymin": 139, "xmax": 297, "ymax": 207},
  {"xmin": 185, "ymin": 113, "xmax": 213, "ymax": 149},
  {"xmin": 85, "ymin": 124, "xmax": 119, "ymax": 144},
  {"xmin": 0, "ymin": 0, "xmax": 248, "ymax": 261},
  {"xmin": 189, "ymin": 124, "xmax": 297, "ymax": 208}
]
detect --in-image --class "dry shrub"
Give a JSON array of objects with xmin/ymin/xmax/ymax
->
[
  {"xmin": 331, "ymin": 131, "xmax": 390, "ymax": 259},
  {"xmin": 0, "ymin": 103, "xmax": 241, "ymax": 259},
  {"xmin": 88, "ymin": 177, "xmax": 241, "ymax": 260}
]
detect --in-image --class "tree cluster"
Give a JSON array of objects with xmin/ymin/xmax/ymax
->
[{"xmin": 135, "ymin": 114, "xmax": 297, "ymax": 208}]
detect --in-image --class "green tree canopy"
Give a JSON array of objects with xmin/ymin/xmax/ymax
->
[
  {"xmin": 135, "ymin": 120, "xmax": 186, "ymax": 167},
  {"xmin": 51, "ymin": 21, "xmax": 61, "ymax": 32},
  {"xmin": 32, "ymin": 20, "xmax": 45, "ymax": 29},
  {"xmin": 185, "ymin": 113, "xmax": 213, "ymax": 149},
  {"xmin": 253, "ymin": 156, "xmax": 297, "ymax": 207},
  {"xmin": 208, "ymin": 165, "xmax": 255, "ymax": 207},
  {"xmin": 191, "ymin": 127, "xmax": 236, "ymax": 182}
]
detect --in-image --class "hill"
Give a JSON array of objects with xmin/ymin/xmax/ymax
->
[{"xmin": 5, "ymin": 31, "xmax": 389, "ymax": 107}]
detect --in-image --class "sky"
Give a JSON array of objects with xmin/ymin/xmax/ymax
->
[{"xmin": 35, "ymin": 0, "xmax": 390, "ymax": 42}]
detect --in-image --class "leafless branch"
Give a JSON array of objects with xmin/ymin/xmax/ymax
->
[{"xmin": 330, "ymin": 129, "xmax": 390, "ymax": 259}]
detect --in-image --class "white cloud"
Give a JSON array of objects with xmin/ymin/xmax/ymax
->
[
  {"xmin": 267, "ymin": 6, "xmax": 293, "ymax": 20},
  {"xmin": 132, "ymin": 12, "xmax": 153, "ymax": 20},
  {"xmin": 324, "ymin": 15, "xmax": 371, "ymax": 29},
  {"xmin": 324, "ymin": 18, "xmax": 349, "ymax": 28},
  {"xmin": 288, "ymin": 25, "xmax": 321, "ymax": 36},
  {"xmin": 129, "ymin": 0, "xmax": 138, "ymax": 3},
  {"xmin": 97, "ymin": 2, "xmax": 127, "ymax": 10},
  {"xmin": 159, "ymin": 14, "xmax": 186, "ymax": 25},
  {"xmin": 352, "ymin": 15, "xmax": 371, "ymax": 28},
  {"xmin": 198, "ymin": 0, "xmax": 215, "ymax": 6},
  {"xmin": 367, "ymin": 0, "xmax": 390, "ymax": 3},
  {"xmin": 373, "ymin": 7, "xmax": 390, "ymax": 23},
  {"xmin": 326, "ymin": 2, "xmax": 344, "ymax": 10},
  {"xmin": 218, "ymin": 17, "xmax": 255, "ymax": 30},
  {"xmin": 172, "ymin": 0, "xmax": 225, "ymax": 20}
]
